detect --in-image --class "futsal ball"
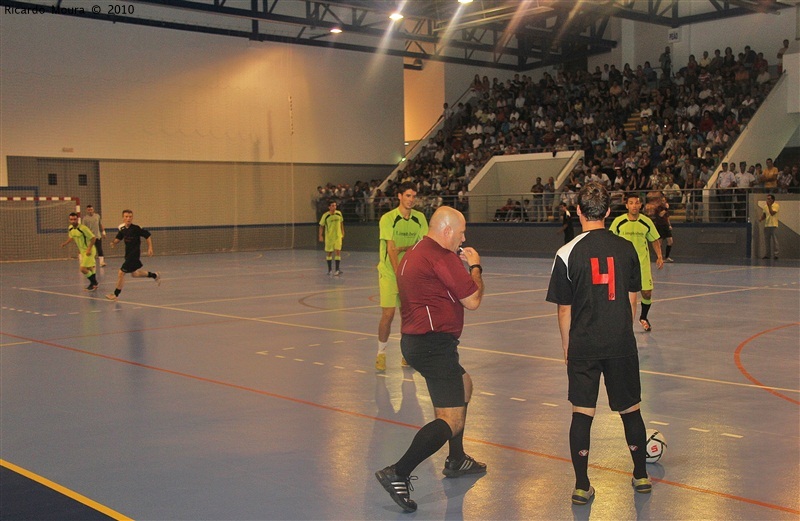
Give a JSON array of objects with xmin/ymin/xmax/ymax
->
[
  {"xmin": 118, "ymin": 223, "xmax": 125, "ymax": 230},
  {"xmin": 645, "ymin": 429, "xmax": 667, "ymax": 463}
]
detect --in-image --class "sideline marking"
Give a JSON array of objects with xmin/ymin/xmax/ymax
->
[
  {"xmin": 2, "ymin": 332, "xmax": 794, "ymax": 516},
  {"xmin": 0, "ymin": 459, "xmax": 132, "ymax": 521},
  {"xmin": 734, "ymin": 322, "xmax": 800, "ymax": 405},
  {"xmin": 690, "ymin": 427, "xmax": 710, "ymax": 433}
]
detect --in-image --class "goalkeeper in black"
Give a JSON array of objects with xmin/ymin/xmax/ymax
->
[{"xmin": 546, "ymin": 182, "xmax": 652, "ymax": 505}]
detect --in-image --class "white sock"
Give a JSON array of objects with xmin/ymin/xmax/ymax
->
[{"xmin": 377, "ymin": 341, "xmax": 388, "ymax": 355}]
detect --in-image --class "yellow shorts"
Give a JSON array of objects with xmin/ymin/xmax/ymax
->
[
  {"xmin": 324, "ymin": 238, "xmax": 343, "ymax": 252},
  {"xmin": 640, "ymin": 259, "xmax": 653, "ymax": 292},
  {"xmin": 378, "ymin": 269, "xmax": 399, "ymax": 308},
  {"xmin": 80, "ymin": 248, "xmax": 97, "ymax": 269}
]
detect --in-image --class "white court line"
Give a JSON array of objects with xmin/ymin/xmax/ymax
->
[
  {"xmin": 689, "ymin": 427, "xmax": 710, "ymax": 433},
  {"xmin": 721, "ymin": 433, "xmax": 744, "ymax": 439},
  {"xmin": 0, "ymin": 341, "xmax": 33, "ymax": 347},
  {"xmin": 17, "ymin": 286, "xmax": 800, "ymax": 394},
  {"xmin": 541, "ymin": 403, "xmax": 559, "ymax": 407},
  {"xmin": 510, "ymin": 397, "xmax": 526, "ymax": 402},
  {"xmin": 650, "ymin": 421, "xmax": 670, "ymax": 426}
]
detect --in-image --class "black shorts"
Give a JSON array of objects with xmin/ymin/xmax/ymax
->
[
  {"xmin": 567, "ymin": 354, "xmax": 641, "ymax": 411},
  {"xmin": 121, "ymin": 259, "xmax": 143, "ymax": 273},
  {"xmin": 656, "ymin": 225, "xmax": 672, "ymax": 239},
  {"xmin": 401, "ymin": 332, "xmax": 466, "ymax": 408}
]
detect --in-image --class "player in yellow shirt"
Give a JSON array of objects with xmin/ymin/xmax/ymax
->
[
  {"xmin": 319, "ymin": 201, "xmax": 345, "ymax": 276},
  {"xmin": 61, "ymin": 212, "xmax": 99, "ymax": 291}
]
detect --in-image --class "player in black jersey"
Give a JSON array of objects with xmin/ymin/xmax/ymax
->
[
  {"xmin": 106, "ymin": 209, "xmax": 160, "ymax": 301},
  {"xmin": 546, "ymin": 182, "xmax": 652, "ymax": 505}
]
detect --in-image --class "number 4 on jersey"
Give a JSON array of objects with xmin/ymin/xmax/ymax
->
[{"xmin": 591, "ymin": 257, "xmax": 616, "ymax": 300}]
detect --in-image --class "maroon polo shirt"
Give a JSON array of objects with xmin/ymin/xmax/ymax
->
[{"xmin": 397, "ymin": 236, "xmax": 478, "ymax": 338}]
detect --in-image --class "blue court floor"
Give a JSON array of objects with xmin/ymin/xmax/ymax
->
[{"xmin": 1, "ymin": 250, "xmax": 798, "ymax": 520}]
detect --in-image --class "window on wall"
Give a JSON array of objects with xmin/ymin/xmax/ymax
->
[
  {"xmin": 48, "ymin": 173, "xmax": 57, "ymax": 186},
  {"xmin": 78, "ymin": 174, "xmax": 87, "ymax": 186}
]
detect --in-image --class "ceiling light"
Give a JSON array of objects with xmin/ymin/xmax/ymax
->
[
  {"xmin": 330, "ymin": 27, "xmax": 342, "ymax": 34},
  {"xmin": 389, "ymin": 12, "xmax": 403, "ymax": 21},
  {"xmin": 458, "ymin": 0, "xmax": 473, "ymax": 4}
]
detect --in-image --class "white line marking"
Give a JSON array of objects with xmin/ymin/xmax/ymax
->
[
  {"xmin": 275, "ymin": 355, "xmax": 286, "ymax": 359},
  {"xmin": 480, "ymin": 391, "xmax": 496, "ymax": 396},
  {"xmin": 721, "ymin": 433, "xmax": 743, "ymax": 439},
  {"xmin": 332, "ymin": 340, "xmax": 345, "ymax": 344},
  {"xmin": 650, "ymin": 421, "xmax": 670, "ymax": 426},
  {"xmin": 313, "ymin": 362, "xmax": 324, "ymax": 366},
  {"xmin": 541, "ymin": 403, "xmax": 559, "ymax": 407},
  {"xmin": 282, "ymin": 347, "xmax": 295, "ymax": 350},
  {"xmin": 0, "ymin": 341, "xmax": 33, "ymax": 347},
  {"xmin": 333, "ymin": 365, "xmax": 345, "ymax": 369},
  {"xmin": 354, "ymin": 369, "xmax": 367, "ymax": 374},
  {"xmin": 690, "ymin": 428, "xmax": 710, "ymax": 433},
  {"xmin": 255, "ymin": 351, "xmax": 269, "ymax": 355},
  {"xmin": 510, "ymin": 397, "xmax": 526, "ymax": 402},
  {"xmin": 293, "ymin": 358, "xmax": 304, "ymax": 362},
  {"xmin": 377, "ymin": 373, "xmax": 389, "ymax": 378},
  {"xmin": 308, "ymin": 344, "xmax": 320, "ymax": 347}
]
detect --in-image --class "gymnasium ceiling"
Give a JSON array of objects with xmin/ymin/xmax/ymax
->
[{"xmin": 1, "ymin": 0, "xmax": 795, "ymax": 71}]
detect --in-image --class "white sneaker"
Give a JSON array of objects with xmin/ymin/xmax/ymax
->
[{"xmin": 154, "ymin": 272, "xmax": 161, "ymax": 286}]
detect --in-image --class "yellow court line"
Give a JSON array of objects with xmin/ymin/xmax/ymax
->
[
  {"xmin": 0, "ymin": 341, "xmax": 33, "ymax": 347},
  {"xmin": 0, "ymin": 459, "xmax": 133, "ymax": 521}
]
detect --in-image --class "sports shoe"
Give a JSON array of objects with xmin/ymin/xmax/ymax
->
[
  {"xmin": 442, "ymin": 454, "xmax": 487, "ymax": 478},
  {"xmin": 639, "ymin": 318, "xmax": 651, "ymax": 332},
  {"xmin": 375, "ymin": 466, "xmax": 417, "ymax": 513},
  {"xmin": 334, "ymin": 270, "xmax": 342, "ymax": 276},
  {"xmin": 85, "ymin": 284, "xmax": 98, "ymax": 292},
  {"xmin": 154, "ymin": 272, "xmax": 161, "ymax": 286},
  {"xmin": 327, "ymin": 270, "xmax": 332, "ymax": 276},
  {"xmin": 665, "ymin": 257, "xmax": 674, "ymax": 263},
  {"xmin": 400, "ymin": 357, "xmax": 410, "ymax": 368},
  {"xmin": 375, "ymin": 352, "xmax": 386, "ymax": 372},
  {"xmin": 105, "ymin": 293, "xmax": 118, "ymax": 301},
  {"xmin": 632, "ymin": 477, "xmax": 652, "ymax": 494},
  {"xmin": 571, "ymin": 486, "xmax": 595, "ymax": 505}
]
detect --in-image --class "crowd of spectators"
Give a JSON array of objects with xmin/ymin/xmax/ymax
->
[{"xmin": 319, "ymin": 40, "xmax": 799, "ymax": 222}]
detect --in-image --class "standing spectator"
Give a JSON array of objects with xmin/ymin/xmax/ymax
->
[
  {"xmin": 81, "ymin": 204, "xmax": 107, "ymax": 267},
  {"xmin": 759, "ymin": 194, "xmax": 780, "ymax": 259},
  {"xmin": 659, "ymin": 46, "xmax": 672, "ymax": 79},
  {"xmin": 376, "ymin": 182, "xmax": 429, "ymax": 371},
  {"xmin": 543, "ymin": 176, "xmax": 556, "ymax": 221},
  {"xmin": 646, "ymin": 193, "xmax": 674, "ymax": 262},
  {"xmin": 734, "ymin": 165, "xmax": 757, "ymax": 221},
  {"xmin": 685, "ymin": 178, "xmax": 706, "ymax": 222},
  {"xmin": 759, "ymin": 158, "xmax": 779, "ymax": 191},
  {"xmin": 105, "ymin": 210, "xmax": 160, "ymax": 301},
  {"xmin": 375, "ymin": 207, "xmax": 486, "ymax": 513},
  {"xmin": 530, "ymin": 177, "xmax": 545, "ymax": 222},
  {"xmin": 559, "ymin": 202, "xmax": 576, "ymax": 244},
  {"xmin": 318, "ymin": 201, "xmax": 344, "ymax": 276},
  {"xmin": 60, "ymin": 212, "xmax": 99, "ymax": 291},
  {"xmin": 777, "ymin": 39, "xmax": 789, "ymax": 74},
  {"xmin": 777, "ymin": 165, "xmax": 794, "ymax": 193},
  {"xmin": 610, "ymin": 195, "xmax": 664, "ymax": 331},
  {"xmin": 716, "ymin": 163, "xmax": 737, "ymax": 221},
  {"xmin": 546, "ymin": 182, "xmax": 651, "ymax": 506}
]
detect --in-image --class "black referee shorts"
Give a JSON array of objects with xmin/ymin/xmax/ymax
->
[
  {"xmin": 567, "ymin": 354, "xmax": 641, "ymax": 411},
  {"xmin": 121, "ymin": 259, "xmax": 143, "ymax": 273},
  {"xmin": 401, "ymin": 332, "xmax": 466, "ymax": 408}
]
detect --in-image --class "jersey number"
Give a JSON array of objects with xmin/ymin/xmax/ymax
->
[{"xmin": 591, "ymin": 257, "xmax": 616, "ymax": 300}]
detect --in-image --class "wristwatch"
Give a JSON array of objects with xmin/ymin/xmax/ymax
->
[{"xmin": 469, "ymin": 264, "xmax": 483, "ymax": 274}]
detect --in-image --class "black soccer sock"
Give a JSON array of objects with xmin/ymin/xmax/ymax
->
[
  {"xmin": 569, "ymin": 412, "xmax": 594, "ymax": 491},
  {"xmin": 114, "ymin": 289, "xmax": 121, "ymax": 297},
  {"xmin": 665, "ymin": 245, "xmax": 672, "ymax": 258},
  {"xmin": 395, "ymin": 418, "xmax": 453, "ymax": 477},
  {"xmin": 621, "ymin": 409, "xmax": 648, "ymax": 479},
  {"xmin": 448, "ymin": 403, "xmax": 468, "ymax": 460},
  {"xmin": 327, "ymin": 260, "xmax": 332, "ymax": 271},
  {"xmin": 89, "ymin": 274, "xmax": 98, "ymax": 285},
  {"xmin": 640, "ymin": 301, "xmax": 651, "ymax": 320},
  {"xmin": 335, "ymin": 260, "xmax": 340, "ymax": 271}
]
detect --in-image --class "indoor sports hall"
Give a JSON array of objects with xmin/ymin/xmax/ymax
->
[
  {"xmin": 2, "ymin": 1, "xmax": 800, "ymax": 520},
  {"xmin": 1, "ymin": 251, "xmax": 799, "ymax": 519}
]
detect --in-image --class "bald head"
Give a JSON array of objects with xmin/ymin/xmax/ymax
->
[{"xmin": 428, "ymin": 206, "xmax": 466, "ymax": 252}]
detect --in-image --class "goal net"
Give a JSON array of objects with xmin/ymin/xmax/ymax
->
[{"xmin": 0, "ymin": 196, "xmax": 80, "ymax": 262}]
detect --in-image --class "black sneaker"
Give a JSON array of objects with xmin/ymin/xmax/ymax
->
[
  {"xmin": 375, "ymin": 466, "xmax": 417, "ymax": 513},
  {"xmin": 85, "ymin": 284, "xmax": 98, "ymax": 292},
  {"xmin": 442, "ymin": 454, "xmax": 487, "ymax": 478}
]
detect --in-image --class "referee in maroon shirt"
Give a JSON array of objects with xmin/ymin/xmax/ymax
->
[{"xmin": 375, "ymin": 206, "xmax": 485, "ymax": 513}]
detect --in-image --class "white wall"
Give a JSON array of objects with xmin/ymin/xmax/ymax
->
[{"xmin": 0, "ymin": 14, "xmax": 405, "ymax": 184}]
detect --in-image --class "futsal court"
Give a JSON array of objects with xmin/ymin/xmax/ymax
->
[{"xmin": 1, "ymin": 250, "xmax": 798, "ymax": 520}]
